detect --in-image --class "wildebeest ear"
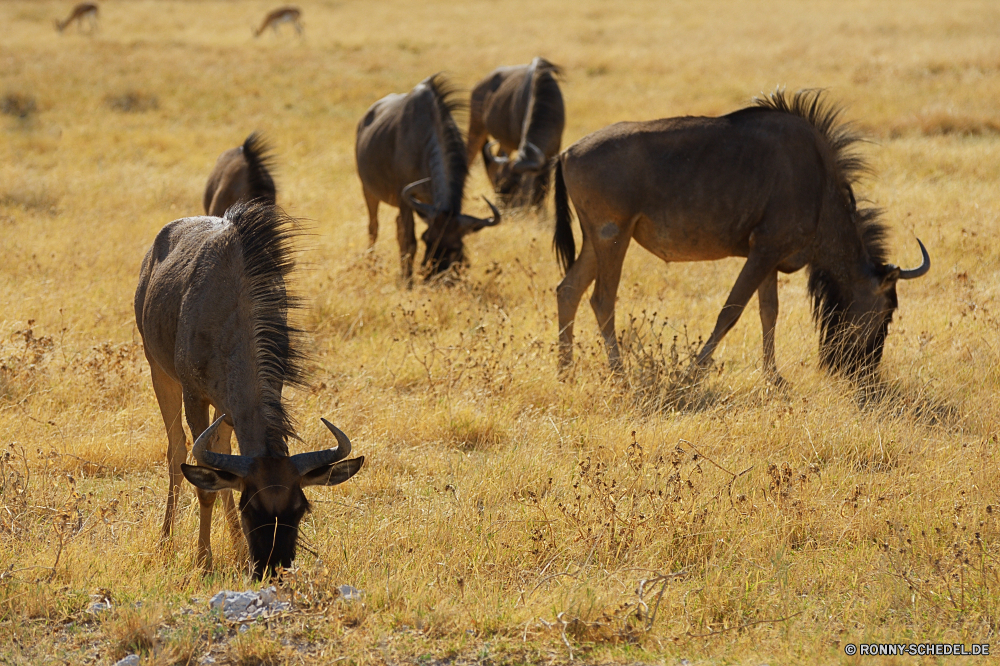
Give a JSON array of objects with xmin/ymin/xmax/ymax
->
[
  {"xmin": 181, "ymin": 463, "xmax": 243, "ymax": 491},
  {"xmin": 879, "ymin": 265, "xmax": 901, "ymax": 291},
  {"xmin": 300, "ymin": 456, "xmax": 365, "ymax": 488}
]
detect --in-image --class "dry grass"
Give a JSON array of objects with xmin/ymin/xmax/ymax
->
[{"xmin": 2, "ymin": 0, "xmax": 1000, "ymax": 663}]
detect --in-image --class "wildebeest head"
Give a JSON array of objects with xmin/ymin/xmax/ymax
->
[
  {"xmin": 481, "ymin": 140, "xmax": 547, "ymax": 201},
  {"xmin": 811, "ymin": 238, "xmax": 930, "ymax": 379},
  {"xmin": 181, "ymin": 417, "xmax": 364, "ymax": 579},
  {"xmin": 402, "ymin": 178, "xmax": 501, "ymax": 275}
]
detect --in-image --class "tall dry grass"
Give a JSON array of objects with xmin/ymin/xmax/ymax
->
[{"xmin": 2, "ymin": 0, "xmax": 1000, "ymax": 663}]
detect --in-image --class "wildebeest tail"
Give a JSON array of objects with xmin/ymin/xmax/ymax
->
[
  {"xmin": 553, "ymin": 159, "xmax": 575, "ymax": 274},
  {"xmin": 242, "ymin": 132, "xmax": 277, "ymax": 206}
]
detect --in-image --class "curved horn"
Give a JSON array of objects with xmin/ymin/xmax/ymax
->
[
  {"xmin": 483, "ymin": 140, "xmax": 509, "ymax": 166},
  {"xmin": 481, "ymin": 140, "xmax": 499, "ymax": 166},
  {"xmin": 192, "ymin": 414, "xmax": 252, "ymax": 477},
  {"xmin": 458, "ymin": 196, "xmax": 502, "ymax": 232},
  {"xmin": 289, "ymin": 418, "xmax": 353, "ymax": 476},
  {"xmin": 401, "ymin": 178, "xmax": 436, "ymax": 218},
  {"xmin": 898, "ymin": 238, "xmax": 930, "ymax": 280},
  {"xmin": 512, "ymin": 141, "xmax": 545, "ymax": 174}
]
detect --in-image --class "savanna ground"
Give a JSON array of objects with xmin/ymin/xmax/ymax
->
[{"xmin": 2, "ymin": 0, "xmax": 1000, "ymax": 664}]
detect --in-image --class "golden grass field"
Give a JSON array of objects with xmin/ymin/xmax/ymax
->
[{"xmin": 3, "ymin": 0, "xmax": 1000, "ymax": 663}]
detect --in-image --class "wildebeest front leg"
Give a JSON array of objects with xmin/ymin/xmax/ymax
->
[
  {"xmin": 209, "ymin": 408, "xmax": 244, "ymax": 557},
  {"xmin": 148, "ymin": 360, "xmax": 185, "ymax": 539},
  {"xmin": 396, "ymin": 206, "xmax": 417, "ymax": 285},
  {"xmin": 697, "ymin": 252, "xmax": 778, "ymax": 369},
  {"xmin": 184, "ymin": 393, "xmax": 216, "ymax": 570},
  {"xmin": 556, "ymin": 239, "xmax": 597, "ymax": 373},
  {"xmin": 757, "ymin": 270, "xmax": 785, "ymax": 385}
]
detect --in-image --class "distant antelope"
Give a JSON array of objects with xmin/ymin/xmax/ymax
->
[
  {"xmin": 254, "ymin": 6, "xmax": 303, "ymax": 38},
  {"xmin": 54, "ymin": 3, "xmax": 98, "ymax": 33}
]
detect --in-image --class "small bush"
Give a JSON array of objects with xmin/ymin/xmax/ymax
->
[
  {"xmin": 104, "ymin": 91, "xmax": 159, "ymax": 113},
  {"xmin": 1, "ymin": 93, "xmax": 36, "ymax": 118}
]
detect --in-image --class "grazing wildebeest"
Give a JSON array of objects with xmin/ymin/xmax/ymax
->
[
  {"xmin": 356, "ymin": 74, "xmax": 501, "ymax": 283},
  {"xmin": 135, "ymin": 202, "xmax": 364, "ymax": 578},
  {"xmin": 553, "ymin": 89, "xmax": 930, "ymax": 383},
  {"xmin": 54, "ymin": 3, "xmax": 98, "ymax": 33},
  {"xmin": 254, "ymin": 6, "xmax": 303, "ymax": 38},
  {"xmin": 468, "ymin": 57, "xmax": 565, "ymax": 208},
  {"xmin": 203, "ymin": 132, "xmax": 277, "ymax": 217}
]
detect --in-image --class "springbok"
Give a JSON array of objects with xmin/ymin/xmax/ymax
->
[
  {"xmin": 553, "ymin": 89, "xmax": 930, "ymax": 384},
  {"xmin": 135, "ymin": 202, "xmax": 364, "ymax": 578},
  {"xmin": 54, "ymin": 3, "xmax": 98, "ymax": 33},
  {"xmin": 356, "ymin": 73, "xmax": 501, "ymax": 283},
  {"xmin": 204, "ymin": 132, "xmax": 277, "ymax": 217},
  {"xmin": 468, "ymin": 57, "xmax": 565, "ymax": 209},
  {"xmin": 254, "ymin": 6, "xmax": 303, "ymax": 38}
]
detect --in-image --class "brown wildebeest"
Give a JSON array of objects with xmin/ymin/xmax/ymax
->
[
  {"xmin": 254, "ymin": 6, "xmax": 303, "ymax": 38},
  {"xmin": 135, "ymin": 202, "xmax": 364, "ymax": 579},
  {"xmin": 356, "ymin": 73, "xmax": 501, "ymax": 283},
  {"xmin": 553, "ymin": 89, "xmax": 930, "ymax": 384},
  {"xmin": 203, "ymin": 132, "xmax": 277, "ymax": 217},
  {"xmin": 55, "ymin": 3, "xmax": 98, "ymax": 33},
  {"xmin": 468, "ymin": 57, "xmax": 565, "ymax": 209}
]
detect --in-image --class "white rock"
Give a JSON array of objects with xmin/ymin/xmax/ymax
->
[
  {"xmin": 338, "ymin": 584, "xmax": 364, "ymax": 601},
  {"xmin": 114, "ymin": 655, "xmax": 140, "ymax": 666}
]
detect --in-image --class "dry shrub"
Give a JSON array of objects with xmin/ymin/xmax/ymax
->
[
  {"xmin": 617, "ymin": 310, "xmax": 716, "ymax": 412},
  {"xmin": 75, "ymin": 340, "xmax": 144, "ymax": 409},
  {"xmin": 555, "ymin": 435, "xmax": 711, "ymax": 568},
  {"xmin": 1, "ymin": 92, "xmax": 36, "ymax": 118},
  {"xmin": 879, "ymin": 502, "xmax": 1000, "ymax": 626},
  {"xmin": 105, "ymin": 91, "xmax": 159, "ymax": 113},
  {"xmin": 0, "ymin": 444, "xmax": 31, "ymax": 538},
  {"xmin": 0, "ymin": 321, "xmax": 55, "ymax": 403}
]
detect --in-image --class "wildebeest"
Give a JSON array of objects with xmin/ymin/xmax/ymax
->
[
  {"xmin": 468, "ymin": 57, "xmax": 565, "ymax": 208},
  {"xmin": 356, "ymin": 73, "xmax": 501, "ymax": 283},
  {"xmin": 553, "ymin": 89, "xmax": 930, "ymax": 383},
  {"xmin": 254, "ymin": 6, "xmax": 303, "ymax": 38},
  {"xmin": 54, "ymin": 2, "xmax": 98, "ymax": 33},
  {"xmin": 135, "ymin": 202, "xmax": 364, "ymax": 578},
  {"xmin": 203, "ymin": 132, "xmax": 276, "ymax": 217}
]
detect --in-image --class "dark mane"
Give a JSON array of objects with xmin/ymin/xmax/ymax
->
[
  {"xmin": 753, "ymin": 90, "xmax": 894, "ymax": 376},
  {"xmin": 425, "ymin": 73, "xmax": 469, "ymax": 214},
  {"xmin": 752, "ymin": 89, "xmax": 889, "ymax": 264},
  {"xmin": 525, "ymin": 58, "xmax": 564, "ymax": 144},
  {"xmin": 242, "ymin": 132, "xmax": 277, "ymax": 206},
  {"xmin": 225, "ymin": 202, "xmax": 307, "ymax": 452}
]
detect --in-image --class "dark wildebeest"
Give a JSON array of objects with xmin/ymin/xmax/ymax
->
[
  {"xmin": 54, "ymin": 2, "xmax": 98, "ymax": 33},
  {"xmin": 356, "ymin": 73, "xmax": 501, "ymax": 283},
  {"xmin": 553, "ymin": 90, "xmax": 930, "ymax": 384},
  {"xmin": 203, "ymin": 132, "xmax": 276, "ymax": 217},
  {"xmin": 135, "ymin": 202, "xmax": 364, "ymax": 578},
  {"xmin": 468, "ymin": 57, "xmax": 565, "ymax": 209},
  {"xmin": 254, "ymin": 6, "xmax": 303, "ymax": 38}
]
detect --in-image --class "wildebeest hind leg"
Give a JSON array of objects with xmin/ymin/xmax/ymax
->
[
  {"xmin": 697, "ymin": 252, "xmax": 778, "ymax": 369},
  {"xmin": 149, "ymin": 361, "xmax": 185, "ymax": 540},
  {"xmin": 757, "ymin": 270, "xmax": 786, "ymax": 385},
  {"xmin": 556, "ymin": 240, "xmax": 597, "ymax": 373},
  {"xmin": 589, "ymin": 233, "xmax": 632, "ymax": 375},
  {"xmin": 184, "ymin": 393, "xmax": 216, "ymax": 571},
  {"xmin": 363, "ymin": 187, "xmax": 379, "ymax": 246}
]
